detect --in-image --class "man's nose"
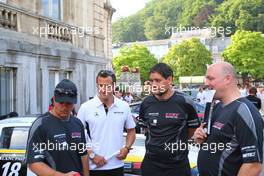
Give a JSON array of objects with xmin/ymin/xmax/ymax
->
[{"xmin": 204, "ymin": 79, "xmax": 210, "ymax": 87}]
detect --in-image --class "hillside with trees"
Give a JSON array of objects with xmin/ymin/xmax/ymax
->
[{"xmin": 113, "ymin": 0, "xmax": 264, "ymax": 43}]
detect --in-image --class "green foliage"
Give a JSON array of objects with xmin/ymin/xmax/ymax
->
[
  {"xmin": 163, "ymin": 38, "xmax": 212, "ymax": 82},
  {"xmin": 112, "ymin": 14, "xmax": 147, "ymax": 43},
  {"xmin": 113, "ymin": 0, "xmax": 218, "ymax": 42},
  {"xmin": 212, "ymin": 0, "xmax": 264, "ymax": 36},
  {"xmin": 222, "ymin": 30, "xmax": 264, "ymax": 79},
  {"xmin": 112, "ymin": 0, "xmax": 264, "ymax": 42},
  {"xmin": 112, "ymin": 44, "xmax": 158, "ymax": 83}
]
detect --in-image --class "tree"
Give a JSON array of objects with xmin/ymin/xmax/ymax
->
[
  {"xmin": 144, "ymin": 0, "xmax": 185, "ymax": 40},
  {"xmin": 163, "ymin": 38, "xmax": 212, "ymax": 82},
  {"xmin": 112, "ymin": 0, "xmax": 264, "ymax": 43},
  {"xmin": 112, "ymin": 0, "xmax": 219, "ymax": 42},
  {"xmin": 112, "ymin": 44, "xmax": 158, "ymax": 83},
  {"xmin": 211, "ymin": 0, "xmax": 264, "ymax": 36},
  {"xmin": 112, "ymin": 14, "xmax": 147, "ymax": 43},
  {"xmin": 222, "ymin": 30, "xmax": 264, "ymax": 79}
]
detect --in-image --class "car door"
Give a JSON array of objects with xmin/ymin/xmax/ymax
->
[{"xmin": 0, "ymin": 126, "xmax": 35, "ymax": 176}]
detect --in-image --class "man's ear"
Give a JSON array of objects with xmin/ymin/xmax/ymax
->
[
  {"xmin": 167, "ymin": 76, "xmax": 173, "ymax": 85},
  {"xmin": 225, "ymin": 74, "xmax": 233, "ymax": 84}
]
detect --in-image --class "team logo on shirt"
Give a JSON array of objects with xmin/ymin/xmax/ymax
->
[
  {"xmin": 94, "ymin": 112, "xmax": 99, "ymax": 117},
  {"xmin": 114, "ymin": 111, "xmax": 124, "ymax": 114},
  {"xmin": 212, "ymin": 121, "xmax": 225, "ymax": 130},
  {"xmin": 150, "ymin": 119, "xmax": 158, "ymax": 126},
  {"xmin": 165, "ymin": 113, "xmax": 180, "ymax": 119},
  {"xmin": 71, "ymin": 132, "xmax": 81, "ymax": 139},
  {"xmin": 54, "ymin": 133, "xmax": 68, "ymax": 150},
  {"xmin": 148, "ymin": 112, "xmax": 159, "ymax": 116}
]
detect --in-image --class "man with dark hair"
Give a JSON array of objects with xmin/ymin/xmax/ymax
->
[
  {"xmin": 246, "ymin": 87, "xmax": 262, "ymax": 110},
  {"xmin": 26, "ymin": 79, "xmax": 89, "ymax": 176},
  {"xmin": 139, "ymin": 63, "xmax": 200, "ymax": 176},
  {"xmin": 78, "ymin": 70, "xmax": 136, "ymax": 176},
  {"xmin": 194, "ymin": 62, "xmax": 263, "ymax": 176}
]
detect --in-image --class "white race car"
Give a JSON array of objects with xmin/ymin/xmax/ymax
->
[{"xmin": 0, "ymin": 117, "xmax": 37, "ymax": 176}]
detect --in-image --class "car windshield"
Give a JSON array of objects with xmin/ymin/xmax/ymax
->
[
  {"xmin": 195, "ymin": 103, "xmax": 205, "ymax": 113},
  {"xmin": 130, "ymin": 104, "xmax": 140, "ymax": 114},
  {"xmin": 123, "ymin": 135, "xmax": 145, "ymax": 147},
  {"xmin": 134, "ymin": 137, "xmax": 145, "ymax": 147},
  {"xmin": 0, "ymin": 127, "xmax": 29, "ymax": 150}
]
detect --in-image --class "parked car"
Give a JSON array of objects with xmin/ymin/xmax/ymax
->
[
  {"xmin": 0, "ymin": 116, "xmax": 200, "ymax": 176},
  {"xmin": 0, "ymin": 116, "xmax": 37, "ymax": 176},
  {"xmin": 124, "ymin": 133, "xmax": 199, "ymax": 176}
]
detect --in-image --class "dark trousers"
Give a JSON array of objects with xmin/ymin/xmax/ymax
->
[
  {"xmin": 141, "ymin": 157, "xmax": 191, "ymax": 176},
  {"xmin": 90, "ymin": 167, "xmax": 124, "ymax": 176}
]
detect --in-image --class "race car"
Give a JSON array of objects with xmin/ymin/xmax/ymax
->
[
  {"xmin": 124, "ymin": 133, "xmax": 199, "ymax": 176},
  {"xmin": 0, "ymin": 117, "xmax": 200, "ymax": 176},
  {"xmin": 0, "ymin": 117, "xmax": 36, "ymax": 176}
]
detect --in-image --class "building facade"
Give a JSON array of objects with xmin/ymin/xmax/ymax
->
[
  {"xmin": 0, "ymin": 0, "xmax": 115, "ymax": 115},
  {"xmin": 112, "ymin": 29, "xmax": 231, "ymax": 63}
]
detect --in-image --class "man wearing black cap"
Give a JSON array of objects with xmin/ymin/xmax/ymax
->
[{"xmin": 26, "ymin": 79, "xmax": 89, "ymax": 176}]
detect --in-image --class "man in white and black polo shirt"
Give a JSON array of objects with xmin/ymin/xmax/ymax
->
[
  {"xmin": 77, "ymin": 70, "xmax": 136, "ymax": 176},
  {"xmin": 139, "ymin": 63, "xmax": 200, "ymax": 176}
]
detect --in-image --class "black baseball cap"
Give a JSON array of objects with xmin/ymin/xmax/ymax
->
[{"xmin": 54, "ymin": 79, "xmax": 77, "ymax": 104}]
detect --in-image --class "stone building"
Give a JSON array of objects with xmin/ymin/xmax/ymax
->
[{"xmin": 0, "ymin": 0, "xmax": 115, "ymax": 115}]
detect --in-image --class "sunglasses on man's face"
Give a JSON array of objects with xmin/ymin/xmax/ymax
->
[{"xmin": 55, "ymin": 88, "xmax": 77, "ymax": 97}]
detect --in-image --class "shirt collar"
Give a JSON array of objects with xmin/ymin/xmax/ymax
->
[{"xmin": 94, "ymin": 95, "xmax": 119, "ymax": 108}]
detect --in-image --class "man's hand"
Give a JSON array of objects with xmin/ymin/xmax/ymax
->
[
  {"xmin": 64, "ymin": 171, "xmax": 80, "ymax": 176},
  {"xmin": 194, "ymin": 123, "xmax": 207, "ymax": 144},
  {"xmin": 92, "ymin": 155, "xmax": 107, "ymax": 168},
  {"xmin": 116, "ymin": 147, "xmax": 129, "ymax": 160}
]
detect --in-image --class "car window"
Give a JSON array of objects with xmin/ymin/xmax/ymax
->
[
  {"xmin": 195, "ymin": 104, "xmax": 205, "ymax": 113},
  {"xmin": 123, "ymin": 135, "xmax": 145, "ymax": 147},
  {"xmin": 134, "ymin": 137, "xmax": 145, "ymax": 147},
  {"xmin": 0, "ymin": 127, "xmax": 29, "ymax": 150},
  {"xmin": 130, "ymin": 104, "xmax": 140, "ymax": 114}
]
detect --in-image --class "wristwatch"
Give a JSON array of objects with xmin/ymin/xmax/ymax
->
[
  {"xmin": 89, "ymin": 152, "xmax": 95, "ymax": 160},
  {"xmin": 124, "ymin": 146, "xmax": 132, "ymax": 152}
]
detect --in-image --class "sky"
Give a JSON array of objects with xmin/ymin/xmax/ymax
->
[{"xmin": 111, "ymin": 0, "xmax": 149, "ymax": 22}]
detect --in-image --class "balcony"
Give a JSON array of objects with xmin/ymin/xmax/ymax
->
[
  {"xmin": 43, "ymin": 22, "xmax": 72, "ymax": 43},
  {"xmin": 0, "ymin": 7, "xmax": 17, "ymax": 30},
  {"xmin": 0, "ymin": 3, "xmax": 72, "ymax": 43}
]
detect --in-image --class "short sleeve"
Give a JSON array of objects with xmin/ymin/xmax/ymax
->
[
  {"xmin": 77, "ymin": 105, "xmax": 86, "ymax": 127},
  {"xmin": 184, "ymin": 97, "xmax": 200, "ymax": 128},
  {"xmin": 26, "ymin": 119, "xmax": 46, "ymax": 164},
  {"xmin": 235, "ymin": 103, "xmax": 263, "ymax": 163},
  {"xmin": 139, "ymin": 100, "xmax": 146, "ymax": 122},
  {"xmin": 77, "ymin": 121, "xmax": 88, "ymax": 156},
  {"xmin": 125, "ymin": 106, "xmax": 136, "ymax": 129},
  {"xmin": 77, "ymin": 105, "xmax": 92, "ymax": 147}
]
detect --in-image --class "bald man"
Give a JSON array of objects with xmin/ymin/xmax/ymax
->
[{"xmin": 194, "ymin": 62, "xmax": 263, "ymax": 176}]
